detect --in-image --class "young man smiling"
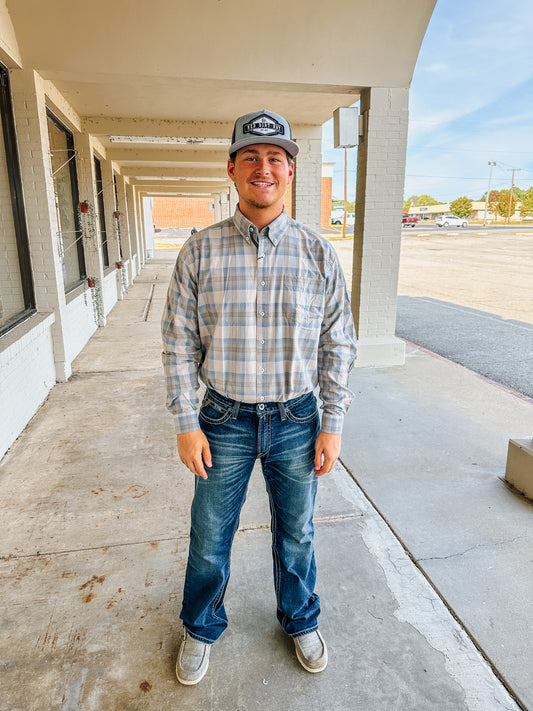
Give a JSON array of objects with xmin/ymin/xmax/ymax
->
[{"xmin": 162, "ymin": 109, "xmax": 357, "ymax": 685}]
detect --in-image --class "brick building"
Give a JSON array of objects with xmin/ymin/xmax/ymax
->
[{"xmin": 153, "ymin": 174, "xmax": 333, "ymax": 230}]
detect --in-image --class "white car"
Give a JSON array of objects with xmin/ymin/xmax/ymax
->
[
  {"xmin": 331, "ymin": 212, "xmax": 355, "ymax": 226},
  {"xmin": 436, "ymin": 215, "xmax": 468, "ymax": 228}
]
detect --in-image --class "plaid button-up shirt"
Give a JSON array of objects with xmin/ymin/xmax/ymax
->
[{"xmin": 162, "ymin": 207, "xmax": 357, "ymax": 434}]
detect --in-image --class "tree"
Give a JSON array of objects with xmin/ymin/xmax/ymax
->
[
  {"xmin": 416, "ymin": 194, "xmax": 442, "ymax": 206},
  {"xmin": 513, "ymin": 187, "xmax": 526, "ymax": 202},
  {"xmin": 488, "ymin": 190, "xmax": 500, "ymax": 222},
  {"xmin": 498, "ymin": 189, "xmax": 516, "ymax": 221},
  {"xmin": 404, "ymin": 194, "xmax": 442, "ymax": 210},
  {"xmin": 449, "ymin": 196, "xmax": 472, "ymax": 219},
  {"xmin": 520, "ymin": 187, "xmax": 533, "ymax": 218}
]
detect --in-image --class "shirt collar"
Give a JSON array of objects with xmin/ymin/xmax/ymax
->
[{"xmin": 233, "ymin": 206, "xmax": 289, "ymax": 247}]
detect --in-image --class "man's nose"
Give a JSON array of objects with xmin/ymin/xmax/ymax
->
[{"xmin": 254, "ymin": 159, "xmax": 271, "ymax": 173}]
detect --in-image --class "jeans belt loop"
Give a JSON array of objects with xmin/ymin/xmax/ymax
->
[
  {"xmin": 231, "ymin": 399, "xmax": 241, "ymax": 419},
  {"xmin": 278, "ymin": 401, "xmax": 287, "ymax": 421}
]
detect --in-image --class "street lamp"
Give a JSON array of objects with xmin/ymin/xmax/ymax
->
[{"xmin": 483, "ymin": 161, "xmax": 496, "ymax": 226}]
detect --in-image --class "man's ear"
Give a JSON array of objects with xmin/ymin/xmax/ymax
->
[{"xmin": 227, "ymin": 159, "xmax": 235, "ymax": 181}]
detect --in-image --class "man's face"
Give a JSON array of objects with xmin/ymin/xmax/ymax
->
[{"xmin": 227, "ymin": 144, "xmax": 294, "ymax": 215}]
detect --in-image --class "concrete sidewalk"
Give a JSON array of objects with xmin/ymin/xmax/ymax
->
[{"xmin": 0, "ymin": 251, "xmax": 531, "ymax": 710}]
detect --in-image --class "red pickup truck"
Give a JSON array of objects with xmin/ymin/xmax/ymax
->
[{"xmin": 402, "ymin": 215, "xmax": 418, "ymax": 227}]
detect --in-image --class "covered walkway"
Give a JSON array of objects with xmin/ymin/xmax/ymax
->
[
  {"xmin": 1, "ymin": 0, "xmax": 436, "ymax": 457},
  {"xmin": 1, "ymin": 248, "xmax": 531, "ymax": 710}
]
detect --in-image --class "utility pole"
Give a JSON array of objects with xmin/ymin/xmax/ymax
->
[
  {"xmin": 483, "ymin": 161, "xmax": 496, "ymax": 226},
  {"xmin": 507, "ymin": 168, "xmax": 522, "ymax": 224},
  {"xmin": 342, "ymin": 147, "xmax": 347, "ymax": 238}
]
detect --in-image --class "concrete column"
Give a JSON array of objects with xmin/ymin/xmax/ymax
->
[
  {"xmin": 9, "ymin": 68, "xmax": 73, "ymax": 380},
  {"xmin": 136, "ymin": 191, "xmax": 147, "ymax": 265},
  {"xmin": 220, "ymin": 191, "xmax": 230, "ymax": 220},
  {"xmin": 351, "ymin": 87, "xmax": 409, "ymax": 367},
  {"xmin": 213, "ymin": 193, "xmax": 222, "ymax": 223},
  {"xmin": 291, "ymin": 134, "xmax": 321, "ymax": 232},
  {"xmin": 229, "ymin": 184, "xmax": 238, "ymax": 215},
  {"xmin": 114, "ymin": 175, "xmax": 133, "ymax": 286},
  {"xmin": 126, "ymin": 182, "xmax": 141, "ymax": 275},
  {"xmin": 142, "ymin": 196, "xmax": 154, "ymax": 258}
]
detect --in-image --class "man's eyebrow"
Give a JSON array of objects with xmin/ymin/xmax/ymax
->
[{"xmin": 241, "ymin": 148, "xmax": 284, "ymax": 156}]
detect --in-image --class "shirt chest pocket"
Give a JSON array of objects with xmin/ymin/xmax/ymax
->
[{"xmin": 281, "ymin": 274, "xmax": 324, "ymax": 328}]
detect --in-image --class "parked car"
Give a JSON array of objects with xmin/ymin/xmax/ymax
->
[
  {"xmin": 402, "ymin": 215, "xmax": 418, "ymax": 227},
  {"xmin": 436, "ymin": 215, "xmax": 468, "ymax": 228},
  {"xmin": 331, "ymin": 212, "xmax": 355, "ymax": 225}
]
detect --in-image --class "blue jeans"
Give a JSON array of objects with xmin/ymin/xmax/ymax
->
[{"xmin": 180, "ymin": 388, "xmax": 321, "ymax": 644}]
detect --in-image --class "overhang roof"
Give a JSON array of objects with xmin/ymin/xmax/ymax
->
[{"xmin": 4, "ymin": 0, "xmax": 436, "ymax": 196}]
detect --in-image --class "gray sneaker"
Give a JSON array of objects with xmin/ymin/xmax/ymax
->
[
  {"xmin": 176, "ymin": 630, "xmax": 211, "ymax": 685},
  {"xmin": 294, "ymin": 630, "xmax": 328, "ymax": 673}
]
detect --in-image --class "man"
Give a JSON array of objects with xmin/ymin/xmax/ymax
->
[{"xmin": 162, "ymin": 109, "xmax": 357, "ymax": 685}]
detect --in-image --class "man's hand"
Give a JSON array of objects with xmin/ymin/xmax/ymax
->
[
  {"xmin": 314, "ymin": 432, "xmax": 341, "ymax": 476},
  {"xmin": 177, "ymin": 430, "xmax": 212, "ymax": 479}
]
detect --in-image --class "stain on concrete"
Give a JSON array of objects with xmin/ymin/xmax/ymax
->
[
  {"xmin": 139, "ymin": 680, "xmax": 152, "ymax": 693},
  {"xmin": 79, "ymin": 574, "xmax": 106, "ymax": 603},
  {"xmin": 90, "ymin": 484, "xmax": 147, "ymax": 499}
]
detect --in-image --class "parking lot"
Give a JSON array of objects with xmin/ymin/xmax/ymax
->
[{"xmin": 331, "ymin": 226, "xmax": 533, "ymax": 325}]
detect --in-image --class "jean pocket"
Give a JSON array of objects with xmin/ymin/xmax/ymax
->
[
  {"xmin": 284, "ymin": 394, "xmax": 318, "ymax": 424},
  {"xmin": 199, "ymin": 397, "xmax": 233, "ymax": 425}
]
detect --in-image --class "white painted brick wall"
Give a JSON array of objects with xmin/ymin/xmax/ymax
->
[
  {"xmin": 351, "ymin": 87, "xmax": 409, "ymax": 366},
  {"xmin": 292, "ymin": 136, "xmax": 321, "ymax": 232},
  {"xmin": 102, "ymin": 270, "xmax": 118, "ymax": 316},
  {"xmin": 63, "ymin": 289, "xmax": 98, "ymax": 364},
  {"xmin": 0, "ymin": 313, "xmax": 55, "ymax": 459}
]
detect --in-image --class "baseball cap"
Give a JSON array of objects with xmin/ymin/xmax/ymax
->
[{"xmin": 229, "ymin": 110, "xmax": 299, "ymax": 158}]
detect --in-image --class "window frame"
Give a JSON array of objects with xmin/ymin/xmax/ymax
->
[
  {"xmin": 46, "ymin": 108, "xmax": 86, "ymax": 292},
  {"xmin": 93, "ymin": 155, "xmax": 109, "ymax": 268},
  {"xmin": 0, "ymin": 64, "xmax": 35, "ymax": 335}
]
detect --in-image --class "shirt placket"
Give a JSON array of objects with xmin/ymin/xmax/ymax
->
[{"xmin": 255, "ymin": 228, "xmax": 267, "ymax": 404}]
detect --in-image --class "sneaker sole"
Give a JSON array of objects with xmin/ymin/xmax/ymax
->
[{"xmin": 176, "ymin": 666, "xmax": 209, "ymax": 686}]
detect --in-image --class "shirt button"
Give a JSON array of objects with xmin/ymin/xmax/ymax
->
[
  {"xmin": 260, "ymin": 311, "xmax": 265, "ymax": 317},
  {"xmin": 259, "ymin": 367, "xmax": 264, "ymax": 373},
  {"xmin": 260, "ymin": 280, "xmax": 266, "ymax": 286},
  {"xmin": 260, "ymin": 339, "xmax": 265, "ymax": 344}
]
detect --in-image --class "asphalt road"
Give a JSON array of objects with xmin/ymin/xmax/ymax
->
[{"xmin": 396, "ymin": 296, "xmax": 533, "ymax": 399}]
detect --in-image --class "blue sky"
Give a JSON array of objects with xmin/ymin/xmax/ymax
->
[{"xmin": 323, "ymin": 0, "xmax": 533, "ymax": 204}]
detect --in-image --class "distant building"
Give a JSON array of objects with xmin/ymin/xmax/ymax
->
[{"xmin": 408, "ymin": 202, "xmax": 523, "ymax": 222}]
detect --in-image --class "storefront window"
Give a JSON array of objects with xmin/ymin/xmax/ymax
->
[
  {"xmin": 0, "ymin": 65, "xmax": 34, "ymax": 333},
  {"xmin": 47, "ymin": 111, "xmax": 85, "ymax": 291}
]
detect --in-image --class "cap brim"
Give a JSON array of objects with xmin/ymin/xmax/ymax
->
[{"xmin": 229, "ymin": 135, "xmax": 299, "ymax": 158}]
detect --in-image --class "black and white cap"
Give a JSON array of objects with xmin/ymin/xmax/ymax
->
[{"xmin": 229, "ymin": 110, "xmax": 299, "ymax": 158}]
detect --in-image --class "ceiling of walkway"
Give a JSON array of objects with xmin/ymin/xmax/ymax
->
[{"xmin": 4, "ymin": 0, "xmax": 436, "ymax": 197}]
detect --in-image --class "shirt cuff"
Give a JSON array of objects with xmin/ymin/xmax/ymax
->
[
  {"xmin": 320, "ymin": 410, "xmax": 344, "ymax": 435},
  {"xmin": 174, "ymin": 411, "xmax": 201, "ymax": 434}
]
